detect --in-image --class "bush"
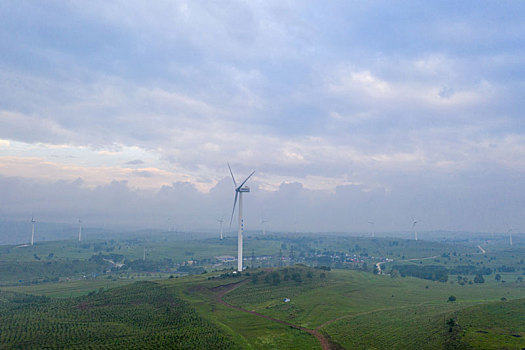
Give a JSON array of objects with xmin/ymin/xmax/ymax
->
[
  {"xmin": 473, "ymin": 274, "xmax": 485, "ymax": 283},
  {"xmin": 448, "ymin": 295, "xmax": 456, "ymax": 302}
]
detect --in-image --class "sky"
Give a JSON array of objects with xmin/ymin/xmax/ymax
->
[{"xmin": 0, "ymin": 1, "xmax": 524, "ymax": 234}]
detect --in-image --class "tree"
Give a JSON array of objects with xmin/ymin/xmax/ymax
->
[
  {"xmin": 495, "ymin": 274, "xmax": 502, "ymax": 281},
  {"xmin": 474, "ymin": 274, "xmax": 485, "ymax": 284},
  {"xmin": 448, "ymin": 295, "xmax": 456, "ymax": 302}
]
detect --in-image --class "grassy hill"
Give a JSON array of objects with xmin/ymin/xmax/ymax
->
[
  {"xmin": 216, "ymin": 267, "xmax": 525, "ymax": 349},
  {"xmin": 453, "ymin": 298, "xmax": 525, "ymax": 349}
]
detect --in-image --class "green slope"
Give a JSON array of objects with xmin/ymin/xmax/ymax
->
[{"xmin": 0, "ymin": 281, "xmax": 234, "ymax": 349}]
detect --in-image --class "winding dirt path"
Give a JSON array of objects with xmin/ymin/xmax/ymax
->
[{"xmin": 211, "ymin": 279, "xmax": 337, "ymax": 350}]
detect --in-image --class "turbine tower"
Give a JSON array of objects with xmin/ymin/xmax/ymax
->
[
  {"xmin": 412, "ymin": 218, "xmax": 418, "ymax": 241},
  {"xmin": 507, "ymin": 227, "xmax": 513, "ymax": 246},
  {"xmin": 368, "ymin": 221, "xmax": 375, "ymax": 238},
  {"xmin": 261, "ymin": 217, "xmax": 268, "ymax": 236},
  {"xmin": 30, "ymin": 217, "xmax": 36, "ymax": 246},
  {"xmin": 228, "ymin": 163, "xmax": 255, "ymax": 272},
  {"xmin": 217, "ymin": 217, "xmax": 224, "ymax": 240},
  {"xmin": 78, "ymin": 219, "xmax": 83, "ymax": 242}
]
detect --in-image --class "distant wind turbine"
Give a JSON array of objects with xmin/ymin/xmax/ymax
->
[
  {"xmin": 261, "ymin": 217, "xmax": 268, "ymax": 236},
  {"xmin": 412, "ymin": 218, "xmax": 418, "ymax": 241},
  {"xmin": 217, "ymin": 217, "xmax": 224, "ymax": 240},
  {"xmin": 31, "ymin": 217, "xmax": 36, "ymax": 246},
  {"xmin": 368, "ymin": 221, "xmax": 375, "ymax": 238},
  {"xmin": 78, "ymin": 219, "xmax": 83, "ymax": 242},
  {"xmin": 228, "ymin": 163, "xmax": 255, "ymax": 272},
  {"xmin": 506, "ymin": 225, "xmax": 514, "ymax": 246}
]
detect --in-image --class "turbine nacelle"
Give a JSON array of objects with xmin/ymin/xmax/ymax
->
[{"xmin": 238, "ymin": 186, "xmax": 250, "ymax": 193}]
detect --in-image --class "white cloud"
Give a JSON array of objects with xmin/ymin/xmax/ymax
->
[{"xmin": 0, "ymin": 1, "xmax": 524, "ymax": 232}]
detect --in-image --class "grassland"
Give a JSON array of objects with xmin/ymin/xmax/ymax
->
[
  {"xmin": 159, "ymin": 273, "xmax": 322, "ymax": 349},
  {"xmin": 2, "ymin": 233, "xmax": 525, "ymax": 349},
  {"xmin": 218, "ymin": 267, "xmax": 525, "ymax": 349}
]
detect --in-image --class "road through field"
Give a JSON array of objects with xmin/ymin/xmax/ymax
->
[{"xmin": 212, "ymin": 279, "xmax": 337, "ymax": 350}]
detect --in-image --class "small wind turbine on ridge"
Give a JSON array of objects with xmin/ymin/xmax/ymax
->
[
  {"xmin": 78, "ymin": 219, "xmax": 83, "ymax": 242},
  {"xmin": 506, "ymin": 224, "xmax": 514, "ymax": 246},
  {"xmin": 261, "ymin": 217, "xmax": 268, "ymax": 236},
  {"xmin": 217, "ymin": 217, "xmax": 224, "ymax": 240},
  {"xmin": 228, "ymin": 163, "xmax": 255, "ymax": 272},
  {"xmin": 368, "ymin": 221, "xmax": 375, "ymax": 238},
  {"xmin": 30, "ymin": 217, "xmax": 36, "ymax": 246},
  {"xmin": 412, "ymin": 218, "xmax": 418, "ymax": 241}
]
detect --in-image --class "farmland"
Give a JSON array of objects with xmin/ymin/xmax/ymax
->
[
  {"xmin": 1, "ymin": 233, "xmax": 525, "ymax": 349},
  {"xmin": 0, "ymin": 281, "xmax": 234, "ymax": 349}
]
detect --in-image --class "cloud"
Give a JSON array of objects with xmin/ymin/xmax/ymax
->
[
  {"xmin": 0, "ymin": 2, "xmax": 525, "ymax": 232},
  {"xmin": 2, "ymin": 169, "xmax": 524, "ymax": 237},
  {"xmin": 125, "ymin": 159, "xmax": 144, "ymax": 165}
]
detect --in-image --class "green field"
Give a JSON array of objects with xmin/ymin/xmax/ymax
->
[
  {"xmin": 2, "ymin": 267, "xmax": 525, "ymax": 349},
  {"xmin": 2, "ymin": 234, "xmax": 525, "ymax": 349}
]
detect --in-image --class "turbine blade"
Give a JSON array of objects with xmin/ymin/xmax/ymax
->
[
  {"xmin": 237, "ymin": 170, "xmax": 255, "ymax": 190},
  {"xmin": 227, "ymin": 163, "xmax": 237, "ymax": 187},
  {"xmin": 229, "ymin": 191, "xmax": 239, "ymax": 231}
]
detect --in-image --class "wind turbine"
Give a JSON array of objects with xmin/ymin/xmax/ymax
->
[
  {"xmin": 30, "ymin": 217, "xmax": 36, "ymax": 246},
  {"xmin": 506, "ymin": 225, "xmax": 514, "ymax": 246},
  {"xmin": 412, "ymin": 218, "xmax": 418, "ymax": 241},
  {"xmin": 228, "ymin": 163, "xmax": 255, "ymax": 272},
  {"xmin": 261, "ymin": 217, "xmax": 268, "ymax": 236},
  {"xmin": 78, "ymin": 219, "xmax": 83, "ymax": 242},
  {"xmin": 217, "ymin": 217, "xmax": 224, "ymax": 240},
  {"xmin": 368, "ymin": 221, "xmax": 375, "ymax": 238}
]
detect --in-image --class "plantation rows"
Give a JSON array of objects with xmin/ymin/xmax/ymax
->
[
  {"xmin": 0, "ymin": 281, "xmax": 234, "ymax": 349},
  {"xmin": 455, "ymin": 298, "xmax": 525, "ymax": 348},
  {"xmin": 323, "ymin": 304, "xmax": 460, "ymax": 350}
]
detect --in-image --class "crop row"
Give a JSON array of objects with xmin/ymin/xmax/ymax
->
[{"xmin": 0, "ymin": 281, "xmax": 234, "ymax": 349}]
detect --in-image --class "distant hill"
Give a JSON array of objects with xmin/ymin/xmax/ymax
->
[{"xmin": 0, "ymin": 220, "xmax": 114, "ymax": 245}]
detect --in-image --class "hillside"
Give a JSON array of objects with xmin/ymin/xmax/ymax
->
[
  {"xmin": 453, "ymin": 298, "xmax": 525, "ymax": 349},
  {"xmin": 0, "ymin": 281, "xmax": 233, "ymax": 349}
]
